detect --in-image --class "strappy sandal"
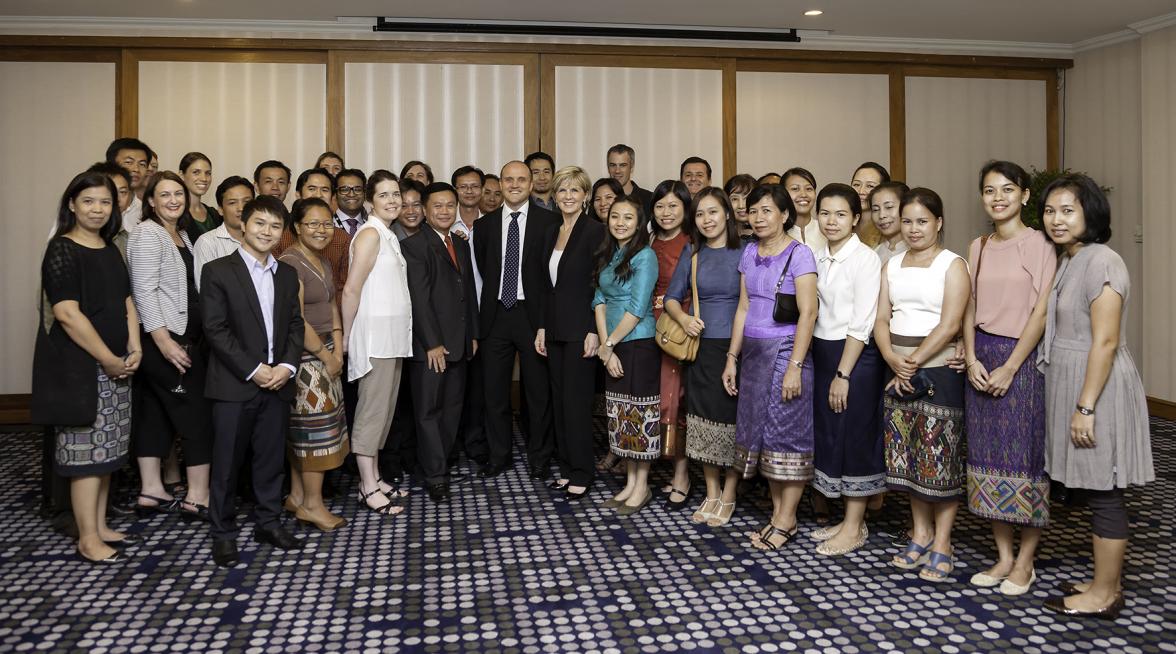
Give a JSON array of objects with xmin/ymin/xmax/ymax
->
[
  {"xmin": 755, "ymin": 524, "xmax": 798, "ymax": 551},
  {"xmin": 706, "ymin": 501, "xmax": 736, "ymax": 528},
  {"xmin": 134, "ymin": 493, "xmax": 178, "ymax": 519},
  {"xmin": 358, "ymin": 487, "xmax": 404, "ymax": 516},
  {"xmin": 378, "ymin": 477, "xmax": 410, "ymax": 499},
  {"xmin": 178, "ymin": 500, "xmax": 210, "ymax": 523},
  {"xmin": 891, "ymin": 539, "xmax": 933, "ymax": 570},
  {"xmin": 919, "ymin": 550, "xmax": 955, "ymax": 583},
  {"xmin": 691, "ymin": 498, "xmax": 720, "ymax": 524}
]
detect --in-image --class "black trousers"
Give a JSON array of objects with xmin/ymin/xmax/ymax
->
[
  {"xmin": 409, "ymin": 359, "xmax": 467, "ymax": 485},
  {"xmin": 458, "ymin": 352, "xmax": 489, "ymax": 463},
  {"xmin": 482, "ymin": 301, "xmax": 552, "ymax": 468},
  {"xmin": 209, "ymin": 391, "xmax": 288, "ymax": 541},
  {"xmin": 132, "ymin": 331, "xmax": 213, "ymax": 465},
  {"xmin": 548, "ymin": 339, "xmax": 597, "ymax": 486}
]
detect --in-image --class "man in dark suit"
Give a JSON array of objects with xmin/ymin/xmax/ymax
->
[
  {"xmin": 402, "ymin": 183, "xmax": 480, "ymax": 502},
  {"xmin": 200, "ymin": 195, "xmax": 305, "ymax": 568},
  {"xmin": 471, "ymin": 161, "xmax": 559, "ymax": 479}
]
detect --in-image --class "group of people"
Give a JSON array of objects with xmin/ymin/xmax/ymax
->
[{"xmin": 34, "ymin": 136, "xmax": 1153, "ymax": 621}]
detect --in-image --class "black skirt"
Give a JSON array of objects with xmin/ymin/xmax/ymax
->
[{"xmin": 811, "ymin": 337, "xmax": 886, "ymax": 498}]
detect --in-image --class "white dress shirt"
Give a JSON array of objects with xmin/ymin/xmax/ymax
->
[
  {"xmin": 239, "ymin": 249, "xmax": 298, "ymax": 381},
  {"xmin": 192, "ymin": 224, "xmax": 241, "ymax": 291},
  {"xmin": 814, "ymin": 234, "xmax": 881, "ymax": 343},
  {"xmin": 498, "ymin": 202, "xmax": 529, "ymax": 302},
  {"xmin": 788, "ymin": 218, "xmax": 826, "ymax": 254}
]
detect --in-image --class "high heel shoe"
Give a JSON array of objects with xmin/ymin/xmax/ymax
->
[
  {"xmin": 706, "ymin": 501, "xmax": 736, "ymax": 527},
  {"xmin": 134, "ymin": 493, "xmax": 178, "ymax": 519},
  {"xmin": 179, "ymin": 500, "xmax": 210, "ymax": 523},
  {"xmin": 295, "ymin": 506, "xmax": 347, "ymax": 532},
  {"xmin": 357, "ymin": 487, "xmax": 403, "ymax": 516}
]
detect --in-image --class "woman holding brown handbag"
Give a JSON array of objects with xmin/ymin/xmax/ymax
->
[{"xmin": 664, "ymin": 187, "xmax": 744, "ymax": 527}]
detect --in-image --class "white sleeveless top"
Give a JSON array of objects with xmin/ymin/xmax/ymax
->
[
  {"xmin": 347, "ymin": 218, "xmax": 413, "ymax": 381},
  {"xmin": 886, "ymin": 248, "xmax": 962, "ymax": 337}
]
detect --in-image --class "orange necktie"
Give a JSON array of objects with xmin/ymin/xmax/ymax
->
[{"xmin": 444, "ymin": 233, "xmax": 459, "ymax": 271}]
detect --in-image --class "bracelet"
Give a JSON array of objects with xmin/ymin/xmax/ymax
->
[
  {"xmin": 726, "ymin": 352, "xmax": 738, "ymax": 360},
  {"xmin": 790, "ymin": 359, "xmax": 804, "ymax": 369},
  {"xmin": 332, "ymin": 328, "xmax": 343, "ymax": 333},
  {"xmin": 835, "ymin": 370, "xmax": 850, "ymax": 380},
  {"xmin": 1076, "ymin": 404, "xmax": 1095, "ymax": 416}
]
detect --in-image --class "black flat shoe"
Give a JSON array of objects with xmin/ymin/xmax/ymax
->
[
  {"xmin": 548, "ymin": 479, "xmax": 571, "ymax": 491},
  {"xmin": 427, "ymin": 483, "xmax": 451, "ymax": 503},
  {"xmin": 179, "ymin": 501, "xmax": 210, "ymax": 523},
  {"xmin": 479, "ymin": 463, "xmax": 508, "ymax": 479},
  {"xmin": 211, "ymin": 539, "xmax": 239, "ymax": 568},
  {"xmin": 77, "ymin": 550, "xmax": 127, "ymax": 564},
  {"xmin": 134, "ymin": 493, "xmax": 178, "ymax": 518},
  {"xmin": 103, "ymin": 534, "xmax": 142, "ymax": 547},
  {"xmin": 1043, "ymin": 593, "xmax": 1124, "ymax": 620},
  {"xmin": 254, "ymin": 526, "xmax": 304, "ymax": 551},
  {"xmin": 530, "ymin": 466, "xmax": 552, "ymax": 481},
  {"xmin": 565, "ymin": 487, "xmax": 590, "ymax": 501},
  {"xmin": 665, "ymin": 486, "xmax": 691, "ymax": 509}
]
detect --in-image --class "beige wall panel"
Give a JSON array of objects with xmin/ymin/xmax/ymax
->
[
  {"xmin": 906, "ymin": 76, "xmax": 1047, "ymax": 256},
  {"xmin": 345, "ymin": 62, "xmax": 525, "ymax": 180},
  {"xmin": 555, "ymin": 66, "xmax": 723, "ymax": 189},
  {"xmin": 1141, "ymin": 25, "xmax": 1176, "ymax": 400},
  {"xmin": 737, "ymin": 71, "xmax": 890, "ymax": 186},
  {"xmin": 1066, "ymin": 39, "xmax": 1144, "ymax": 365},
  {"xmin": 139, "ymin": 61, "xmax": 326, "ymax": 193},
  {"xmin": 0, "ymin": 62, "xmax": 115, "ymax": 394}
]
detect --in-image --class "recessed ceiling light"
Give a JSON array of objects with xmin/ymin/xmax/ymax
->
[{"xmin": 804, "ymin": 9, "xmax": 823, "ymax": 16}]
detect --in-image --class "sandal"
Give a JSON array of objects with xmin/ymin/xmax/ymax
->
[
  {"xmin": 919, "ymin": 550, "xmax": 955, "ymax": 583},
  {"xmin": 706, "ymin": 501, "xmax": 736, "ymax": 528},
  {"xmin": 357, "ymin": 487, "xmax": 404, "ymax": 516},
  {"xmin": 691, "ymin": 498, "xmax": 720, "ymax": 524},
  {"xmin": 665, "ymin": 485, "xmax": 691, "ymax": 509},
  {"xmin": 134, "ymin": 493, "xmax": 178, "ymax": 519},
  {"xmin": 548, "ymin": 479, "xmax": 571, "ymax": 491},
  {"xmin": 378, "ymin": 477, "xmax": 410, "ymax": 499},
  {"xmin": 755, "ymin": 524, "xmax": 798, "ymax": 551},
  {"xmin": 178, "ymin": 500, "xmax": 210, "ymax": 523},
  {"xmin": 891, "ymin": 539, "xmax": 933, "ymax": 570},
  {"xmin": 596, "ymin": 453, "xmax": 622, "ymax": 473}
]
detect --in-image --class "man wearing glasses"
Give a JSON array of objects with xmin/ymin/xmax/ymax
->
[{"xmin": 334, "ymin": 168, "xmax": 369, "ymax": 237}]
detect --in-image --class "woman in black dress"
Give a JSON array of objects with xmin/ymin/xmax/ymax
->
[{"xmin": 33, "ymin": 171, "xmax": 143, "ymax": 563}]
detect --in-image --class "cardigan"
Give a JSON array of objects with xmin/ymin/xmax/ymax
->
[{"xmin": 127, "ymin": 218, "xmax": 194, "ymax": 335}]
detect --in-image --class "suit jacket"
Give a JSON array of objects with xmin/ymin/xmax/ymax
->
[
  {"xmin": 471, "ymin": 199, "xmax": 559, "ymax": 335},
  {"xmin": 540, "ymin": 214, "xmax": 607, "ymax": 343},
  {"xmin": 200, "ymin": 251, "xmax": 304, "ymax": 402},
  {"xmin": 402, "ymin": 229, "xmax": 479, "ymax": 362},
  {"xmin": 126, "ymin": 219, "xmax": 194, "ymax": 335}
]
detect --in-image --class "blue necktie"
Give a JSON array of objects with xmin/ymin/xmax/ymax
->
[{"xmin": 502, "ymin": 211, "xmax": 520, "ymax": 309}]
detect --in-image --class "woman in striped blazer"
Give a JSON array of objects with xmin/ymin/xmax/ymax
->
[{"xmin": 126, "ymin": 171, "xmax": 214, "ymax": 522}]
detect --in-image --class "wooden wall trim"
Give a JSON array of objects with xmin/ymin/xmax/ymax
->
[
  {"xmin": 721, "ymin": 59, "xmax": 738, "ymax": 181},
  {"xmin": 334, "ymin": 50, "xmax": 537, "ymax": 66},
  {"xmin": 129, "ymin": 48, "xmax": 326, "ymax": 64},
  {"xmin": 0, "ymin": 47, "xmax": 118, "ymax": 62},
  {"xmin": 522, "ymin": 54, "xmax": 541, "ymax": 155},
  {"xmin": 1046, "ymin": 70, "xmax": 1061, "ymax": 170},
  {"xmin": 545, "ymin": 53, "xmax": 727, "ymax": 70},
  {"xmin": 736, "ymin": 60, "xmax": 894, "ymax": 75},
  {"xmin": 0, "ymin": 35, "xmax": 1073, "ymax": 69},
  {"xmin": 901, "ymin": 64, "xmax": 1054, "ymax": 80},
  {"xmin": 539, "ymin": 54, "xmax": 556, "ymax": 160},
  {"xmin": 888, "ymin": 69, "xmax": 907, "ymax": 181},
  {"xmin": 118, "ymin": 49, "xmax": 138, "ymax": 137},
  {"xmin": 326, "ymin": 50, "xmax": 344, "ymax": 158},
  {"xmin": 0, "ymin": 394, "xmax": 30, "ymax": 425},
  {"xmin": 1147, "ymin": 397, "xmax": 1176, "ymax": 421}
]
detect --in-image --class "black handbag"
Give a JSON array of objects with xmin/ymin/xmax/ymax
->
[
  {"xmin": 885, "ymin": 368, "xmax": 936, "ymax": 401},
  {"xmin": 771, "ymin": 245, "xmax": 801, "ymax": 324}
]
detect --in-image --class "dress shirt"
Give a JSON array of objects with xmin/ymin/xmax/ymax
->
[
  {"xmin": 238, "ymin": 249, "xmax": 297, "ymax": 381},
  {"xmin": 814, "ymin": 235, "xmax": 881, "ymax": 343},
  {"xmin": 451, "ymin": 212, "xmax": 484, "ymax": 303},
  {"xmin": 498, "ymin": 202, "xmax": 529, "ymax": 302},
  {"xmin": 192, "ymin": 224, "xmax": 241, "ymax": 291},
  {"xmin": 531, "ymin": 195, "xmax": 556, "ymax": 213},
  {"xmin": 335, "ymin": 208, "xmax": 367, "ymax": 236},
  {"xmin": 787, "ymin": 218, "xmax": 826, "ymax": 254},
  {"xmin": 123, "ymin": 196, "xmax": 143, "ymax": 229}
]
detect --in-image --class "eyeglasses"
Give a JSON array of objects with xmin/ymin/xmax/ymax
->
[
  {"xmin": 457, "ymin": 184, "xmax": 481, "ymax": 192},
  {"xmin": 337, "ymin": 186, "xmax": 364, "ymax": 195},
  {"xmin": 301, "ymin": 221, "xmax": 335, "ymax": 231}
]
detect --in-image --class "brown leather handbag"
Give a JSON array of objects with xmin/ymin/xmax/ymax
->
[{"xmin": 654, "ymin": 253, "xmax": 700, "ymax": 362}]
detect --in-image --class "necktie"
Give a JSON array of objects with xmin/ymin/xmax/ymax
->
[
  {"xmin": 444, "ymin": 233, "xmax": 459, "ymax": 270},
  {"xmin": 502, "ymin": 211, "xmax": 520, "ymax": 309},
  {"xmin": 346, "ymin": 218, "xmax": 358, "ymax": 236}
]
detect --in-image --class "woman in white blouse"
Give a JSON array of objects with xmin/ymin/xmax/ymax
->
[
  {"xmin": 341, "ymin": 169, "xmax": 413, "ymax": 517},
  {"xmin": 809, "ymin": 183, "xmax": 885, "ymax": 556}
]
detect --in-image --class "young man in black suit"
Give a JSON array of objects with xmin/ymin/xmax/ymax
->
[
  {"xmin": 471, "ymin": 161, "xmax": 559, "ymax": 479},
  {"xmin": 200, "ymin": 195, "xmax": 305, "ymax": 567},
  {"xmin": 402, "ymin": 183, "xmax": 479, "ymax": 502}
]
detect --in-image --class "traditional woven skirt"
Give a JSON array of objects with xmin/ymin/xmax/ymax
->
[
  {"xmin": 883, "ymin": 353, "xmax": 966, "ymax": 502},
  {"xmin": 288, "ymin": 341, "xmax": 350, "ymax": 472},
  {"xmin": 965, "ymin": 331, "xmax": 1049, "ymax": 526},
  {"xmin": 685, "ymin": 338, "xmax": 738, "ymax": 468},
  {"xmin": 606, "ymin": 339, "xmax": 662, "ymax": 460},
  {"xmin": 658, "ymin": 351, "xmax": 687, "ymax": 459},
  {"xmin": 55, "ymin": 364, "xmax": 132, "ymax": 477},
  {"xmin": 734, "ymin": 335, "xmax": 814, "ymax": 482},
  {"xmin": 812, "ymin": 338, "xmax": 886, "ymax": 498}
]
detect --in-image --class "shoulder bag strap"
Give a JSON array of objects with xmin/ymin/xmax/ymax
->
[
  {"xmin": 773, "ymin": 242, "xmax": 798, "ymax": 293},
  {"xmin": 690, "ymin": 252, "xmax": 700, "ymax": 321}
]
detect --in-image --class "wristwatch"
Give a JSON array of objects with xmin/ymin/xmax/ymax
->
[
  {"xmin": 605, "ymin": 339, "xmax": 615, "ymax": 349},
  {"xmin": 835, "ymin": 370, "xmax": 850, "ymax": 381},
  {"xmin": 1076, "ymin": 405, "xmax": 1095, "ymax": 416}
]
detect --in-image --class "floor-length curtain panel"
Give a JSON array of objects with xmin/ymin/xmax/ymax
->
[
  {"xmin": 737, "ymin": 71, "xmax": 889, "ymax": 188},
  {"xmin": 138, "ymin": 61, "xmax": 327, "ymax": 196},
  {"xmin": 345, "ymin": 62, "xmax": 525, "ymax": 180},
  {"xmin": 554, "ymin": 66, "xmax": 723, "ymax": 189},
  {"xmin": 0, "ymin": 61, "xmax": 115, "ymax": 394},
  {"xmin": 905, "ymin": 76, "xmax": 1047, "ymax": 256}
]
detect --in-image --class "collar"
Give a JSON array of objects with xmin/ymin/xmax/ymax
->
[
  {"xmin": 238, "ymin": 247, "xmax": 277, "ymax": 272},
  {"xmin": 215, "ymin": 224, "xmax": 241, "ymax": 242},
  {"xmin": 818, "ymin": 234, "xmax": 863, "ymax": 263},
  {"xmin": 504, "ymin": 201, "xmax": 529, "ymax": 220},
  {"xmin": 336, "ymin": 207, "xmax": 365, "ymax": 224},
  {"xmin": 432, "ymin": 227, "xmax": 451, "ymax": 242}
]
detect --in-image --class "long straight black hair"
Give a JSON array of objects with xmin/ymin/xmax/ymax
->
[
  {"xmin": 54, "ymin": 171, "xmax": 122, "ymax": 243},
  {"xmin": 594, "ymin": 194, "xmax": 651, "ymax": 285}
]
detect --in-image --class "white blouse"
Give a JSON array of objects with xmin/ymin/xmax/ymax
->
[
  {"xmin": 548, "ymin": 249, "xmax": 563, "ymax": 286},
  {"xmin": 886, "ymin": 248, "xmax": 962, "ymax": 338},
  {"xmin": 814, "ymin": 235, "xmax": 881, "ymax": 343},
  {"xmin": 347, "ymin": 218, "xmax": 413, "ymax": 381}
]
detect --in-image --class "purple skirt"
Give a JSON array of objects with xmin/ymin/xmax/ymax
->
[
  {"xmin": 734, "ymin": 335, "xmax": 814, "ymax": 482},
  {"xmin": 965, "ymin": 330, "xmax": 1050, "ymax": 526}
]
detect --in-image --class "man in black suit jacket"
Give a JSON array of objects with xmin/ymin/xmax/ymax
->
[
  {"xmin": 200, "ymin": 195, "xmax": 305, "ymax": 568},
  {"xmin": 471, "ymin": 161, "xmax": 558, "ymax": 478},
  {"xmin": 403, "ymin": 183, "xmax": 479, "ymax": 502}
]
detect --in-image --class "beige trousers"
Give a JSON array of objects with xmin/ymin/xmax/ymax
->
[{"xmin": 350, "ymin": 357, "xmax": 403, "ymax": 457}]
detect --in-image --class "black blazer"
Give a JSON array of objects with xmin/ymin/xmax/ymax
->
[
  {"xmin": 471, "ymin": 200, "xmax": 559, "ymax": 335},
  {"xmin": 540, "ymin": 214, "xmax": 606, "ymax": 343},
  {"xmin": 629, "ymin": 182, "xmax": 654, "ymax": 217},
  {"xmin": 200, "ymin": 252, "xmax": 304, "ymax": 402},
  {"xmin": 402, "ymin": 229, "xmax": 479, "ymax": 362}
]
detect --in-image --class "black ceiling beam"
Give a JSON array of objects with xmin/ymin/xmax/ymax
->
[{"xmin": 374, "ymin": 18, "xmax": 801, "ymax": 43}]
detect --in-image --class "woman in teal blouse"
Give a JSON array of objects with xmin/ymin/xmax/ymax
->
[{"xmin": 593, "ymin": 194, "xmax": 660, "ymax": 516}]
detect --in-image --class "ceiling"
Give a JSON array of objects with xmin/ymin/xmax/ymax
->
[{"xmin": 0, "ymin": 0, "xmax": 1173, "ymax": 45}]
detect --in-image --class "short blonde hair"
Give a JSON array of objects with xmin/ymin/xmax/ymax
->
[{"xmin": 551, "ymin": 165, "xmax": 591, "ymax": 195}]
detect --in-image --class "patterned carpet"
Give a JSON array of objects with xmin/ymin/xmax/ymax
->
[{"xmin": 0, "ymin": 419, "xmax": 1173, "ymax": 654}]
